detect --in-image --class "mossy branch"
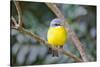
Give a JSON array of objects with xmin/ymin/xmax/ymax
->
[{"xmin": 11, "ymin": 1, "xmax": 83, "ymax": 62}]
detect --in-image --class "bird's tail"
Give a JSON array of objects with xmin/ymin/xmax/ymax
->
[
  {"xmin": 48, "ymin": 47, "xmax": 58, "ymax": 57},
  {"xmin": 52, "ymin": 49, "xmax": 59, "ymax": 57},
  {"xmin": 48, "ymin": 46, "xmax": 63, "ymax": 57}
]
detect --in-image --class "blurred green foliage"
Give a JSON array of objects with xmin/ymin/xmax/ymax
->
[{"xmin": 11, "ymin": 1, "xmax": 96, "ymax": 66}]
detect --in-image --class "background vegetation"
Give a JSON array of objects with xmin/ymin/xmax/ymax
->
[{"xmin": 11, "ymin": 1, "xmax": 96, "ymax": 66}]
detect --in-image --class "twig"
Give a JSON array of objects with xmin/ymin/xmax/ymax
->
[
  {"xmin": 45, "ymin": 3, "xmax": 89, "ymax": 61},
  {"xmin": 11, "ymin": 16, "xmax": 19, "ymax": 29},
  {"xmin": 11, "ymin": 1, "xmax": 83, "ymax": 62},
  {"xmin": 13, "ymin": 0, "xmax": 22, "ymax": 27},
  {"xmin": 11, "ymin": 16, "xmax": 17, "ymax": 25}
]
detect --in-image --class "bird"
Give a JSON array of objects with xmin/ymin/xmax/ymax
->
[{"xmin": 47, "ymin": 18, "xmax": 68, "ymax": 57}]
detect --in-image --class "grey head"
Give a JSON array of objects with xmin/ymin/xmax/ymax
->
[{"xmin": 50, "ymin": 18, "xmax": 64, "ymax": 27}]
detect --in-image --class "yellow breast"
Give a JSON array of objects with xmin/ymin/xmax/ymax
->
[{"xmin": 47, "ymin": 26, "xmax": 67, "ymax": 46}]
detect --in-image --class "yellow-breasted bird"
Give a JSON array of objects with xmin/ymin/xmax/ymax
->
[{"xmin": 47, "ymin": 18, "xmax": 68, "ymax": 57}]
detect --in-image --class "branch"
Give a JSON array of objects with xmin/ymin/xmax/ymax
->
[
  {"xmin": 13, "ymin": 0, "xmax": 22, "ymax": 27},
  {"xmin": 11, "ymin": 18, "xmax": 82, "ymax": 62},
  {"xmin": 45, "ymin": 3, "xmax": 89, "ymax": 61}
]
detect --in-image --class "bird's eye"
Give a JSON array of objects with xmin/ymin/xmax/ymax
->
[{"xmin": 54, "ymin": 24, "xmax": 60, "ymax": 26}]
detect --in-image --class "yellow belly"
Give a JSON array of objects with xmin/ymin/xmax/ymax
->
[{"xmin": 47, "ymin": 26, "xmax": 67, "ymax": 46}]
